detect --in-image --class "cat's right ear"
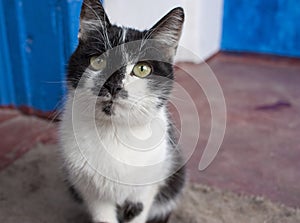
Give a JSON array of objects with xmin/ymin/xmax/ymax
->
[
  {"xmin": 79, "ymin": 0, "xmax": 111, "ymax": 39},
  {"xmin": 148, "ymin": 7, "xmax": 184, "ymax": 49}
]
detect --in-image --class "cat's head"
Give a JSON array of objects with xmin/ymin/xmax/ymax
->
[{"xmin": 67, "ymin": 0, "xmax": 184, "ymax": 123}]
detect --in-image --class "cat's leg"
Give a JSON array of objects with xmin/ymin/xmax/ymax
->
[
  {"xmin": 76, "ymin": 184, "xmax": 118, "ymax": 223},
  {"xmin": 119, "ymin": 201, "xmax": 170, "ymax": 223},
  {"xmin": 88, "ymin": 199, "xmax": 118, "ymax": 223},
  {"xmin": 122, "ymin": 185, "xmax": 158, "ymax": 223},
  {"xmin": 146, "ymin": 166, "xmax": 186, "ymax": 223},
  {"xmin": 117, "ymin": 200, "xmax": 144, "ymax": 222}
]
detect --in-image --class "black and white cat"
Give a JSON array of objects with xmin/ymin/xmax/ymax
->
[{"xmin": 59, "ymin": 0, "xmax": 185, "ymax": 222}]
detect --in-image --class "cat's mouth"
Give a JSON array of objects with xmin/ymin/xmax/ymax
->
[
  {"xmin": 102, "ymin": 101, "xmax": 113, "ymax": 115},
  {"xmin": 101, "ymin": 99, "xmax": 127, "ymax": 116}
]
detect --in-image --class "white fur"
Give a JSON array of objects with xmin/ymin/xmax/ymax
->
[
  {"xmin": 65, "ymin": 3, "xmax": 185, "ymax": 222},
  {"xmin": 59, "ymin": 65, "xmax": 173, "ymax": 222},
  {"xmin": 122, "ymin": 27, "xmax": 127, "ymax": 42},
  {"xmin": 148, "ymin": 195, "xmax": 178, "ymax": 220}
]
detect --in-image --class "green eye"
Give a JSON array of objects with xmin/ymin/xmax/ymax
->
[
  {"xmin": 90, "ymin": 56, "xmax": 107, "ymax": 70},
  {"xmin": 133, "ymin": 62, "xmax": 152, "ymax": 78}
]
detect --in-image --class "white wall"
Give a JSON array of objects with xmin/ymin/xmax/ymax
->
[{"xmin": 104, "ymin": 0, "xmax": 224, "ymax": 63}]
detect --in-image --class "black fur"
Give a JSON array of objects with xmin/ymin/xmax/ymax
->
[
  {"xmin": 65, "ymin": 1, "xmax": 185, "ymax": 222},
  {"xmin": 148, "ymin": 123, "xmax": 186, "ymax": 222},
  {"xmin": 146, "ymin": 214, "xmax": 171, "ymax": 223},
  {"xmin": 101, "ymin": 101, "xmax": 113, "ymax": 115},
  {"xmin": 117, "ymin": 201, "xmax": 144, "ymax": 223},
  {"xmin": 65, "ymin": 180, "xmax": 83, "ymax": 203},
  {"xmin": 68, "ymin": 185, "xmax": 83, "ymax": 203},
  {"xmin": 154, "ymin": 166, "xmax": 185, "ymax": 204},
  {"xmin": 67, "ymin": 0, "xmax": 184, "ymax": 111}
]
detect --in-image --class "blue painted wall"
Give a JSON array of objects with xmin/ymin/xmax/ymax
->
[
  {"xmin": 0, "ymin": 0, "xmax": 84, "ymax": 111},
  {"xmin": 222, "ymin": 0, "xmax": 300, "ymax": 57}
]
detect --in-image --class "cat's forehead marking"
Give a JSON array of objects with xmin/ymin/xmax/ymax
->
[{"xmin": 122, "ymin": 27, "xmax": 127, "ymax": 42}]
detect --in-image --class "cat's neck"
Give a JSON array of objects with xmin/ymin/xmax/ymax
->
[{"xmin": 94, "ymin": 105, "xmax": 169, "ymax": 130}]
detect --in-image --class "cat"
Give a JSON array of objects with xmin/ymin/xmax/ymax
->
[{"xmin": 59, "ymin": 0, "xmax": 185, "ymax": 222}]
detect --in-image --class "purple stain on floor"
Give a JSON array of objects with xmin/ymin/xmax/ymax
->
[{"xmin": 255, "ymin": 100, "xmax": 292, "ymax": 111}]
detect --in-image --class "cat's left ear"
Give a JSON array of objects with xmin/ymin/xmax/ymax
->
[
  {"xmin": 79, "ymin": 0, "xmax": 111, "ymax": 39},
  {"xmin": 148, "ymin": 7, "xmax": 184, "ymax": 49}
]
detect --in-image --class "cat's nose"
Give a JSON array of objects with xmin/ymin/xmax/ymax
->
[
  {"xmin": 103, "ymin": 82, "xmax": 122, "ymax": 97},
  {"xmin": 98, "ymin": 87, "xmax": 111, "ymax": 99}
]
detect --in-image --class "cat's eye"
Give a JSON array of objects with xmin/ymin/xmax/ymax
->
[
  {"xmin": 132, "ymin": 62, "xmax": 152, "ymax": 78},
  {"xmin": 90, "ymin": 56, "xmax": 107, "ymax": 70}
]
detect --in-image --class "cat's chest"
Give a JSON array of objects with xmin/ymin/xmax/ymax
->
[
  {"xmin": 80, "ymin": 123, "xmax": 168, "ymax": 166},
  {"xmin": 60, "ymin": 110, "xmax": 170, "ymax": 184}
]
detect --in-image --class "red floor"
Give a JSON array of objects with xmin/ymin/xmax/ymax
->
[
  {"xmin": 0, "ymin": 109, "xmax": 57, "ymax": 170},
  {"xmin": 0, "ymin": 52, "xmax": 299, "ymax": 208}
]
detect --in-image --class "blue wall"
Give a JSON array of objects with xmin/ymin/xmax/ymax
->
[
  {"xmin": 1, "ymin": 0, "xmax": 299, "ymax": 111},
  {"xmin": 0, "ymin": 0, "xmax": 83, "ymax": 111},
  {"xmin": 222, "ymin": 0, "xmax": 300, "ymax": 57}
]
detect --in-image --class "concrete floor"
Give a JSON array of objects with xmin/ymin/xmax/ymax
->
[
  {"xmin": 0, "ymin": 52, "xmax": 300, "ymax": 209},
  {"xmin": 1, "ymin": 143, "xmax": 299, "ymax": 223},
  {"xmin": 179, "ymin": 53, "xmax": 300, "ymax": 208}
]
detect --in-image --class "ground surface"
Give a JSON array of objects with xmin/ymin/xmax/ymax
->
[
  {"xmin": 1, "ymin": 144, "xmax": 299, "ymax": 223},
  {"xmin": 176, "ymin": 53, "xmax": 300, "ymax": 208},
  {"xmin": 0, "ymin": 53, "xmax": 300, "ymax": 221}
]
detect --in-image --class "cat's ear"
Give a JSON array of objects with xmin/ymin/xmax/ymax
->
[
  {"xmin": 79, "ymin": 0, "xmax": 111, "ymax": 39},
  {"xmin": 148, "ymin": 7, "xmax": 184, "ymax": 49}
]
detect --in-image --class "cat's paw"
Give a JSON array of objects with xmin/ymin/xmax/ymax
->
[{"xmin": 117, "ymin": 201, "xmax": 143, "ymax": 222}]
